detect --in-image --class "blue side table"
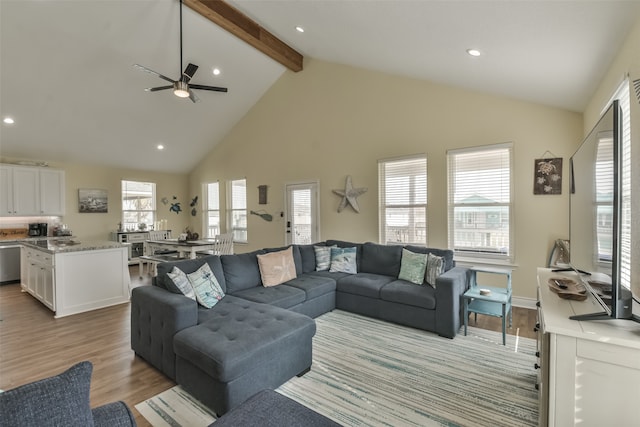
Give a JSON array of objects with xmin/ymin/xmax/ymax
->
[{"xmin": 463, "ymin": 266, "xmax": 513, "ymax": 345}]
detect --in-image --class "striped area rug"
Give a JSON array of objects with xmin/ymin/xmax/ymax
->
[
  {"xmin": 278, "ymin": 310, "xmax": 538, "ymax": 427},
  {"xmin": 137, "ymin": 310, "xmax": 538, "ymax": 426}
]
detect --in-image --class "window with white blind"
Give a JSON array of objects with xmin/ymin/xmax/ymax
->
[
  {"xmin": 204, "ymin": 182, "xmax": 220, "ymax": 238},
  {"xmin": 447, "ymin": 143, "xmax": 513, "ymax": 260},
  {"xmin": 227, "ymin": 179, "xmax": 247, "ymax": 243},
  {"xmin": 121, "ymin": 180, "xmax": 156, "ymax": 231},
  {"xmin": 378, "ymin": 155, "xmax": 427, "ymax": 245}
]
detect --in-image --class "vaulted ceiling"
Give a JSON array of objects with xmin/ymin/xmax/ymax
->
[{"xmin": 1, "ymin": 1, "xmax": 639, "ymax": 174}]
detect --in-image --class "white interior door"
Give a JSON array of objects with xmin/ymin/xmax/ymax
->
[{"xmin": 285, "ymin": 182, "xmax": 319, "ymax": 245}]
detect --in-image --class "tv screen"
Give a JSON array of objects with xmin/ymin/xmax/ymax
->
[{"xmin": 569, "ymin": 100, "xmax": 634, "ymax": 320}]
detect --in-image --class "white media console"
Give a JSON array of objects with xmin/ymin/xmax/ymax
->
[{"xmin": 536, "ymin": 267, "xmax": 640, "ymax": 426}]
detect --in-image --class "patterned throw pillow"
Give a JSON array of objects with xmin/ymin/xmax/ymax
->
[
  {"xmin": 187, "ymin": 263, "xmax": 225, "ymax": 308},
  {"xmin": 329, "ymin": 247, "xmax": 357, "ymax": 274},
  {"xmin": 398, "ymin": 248, "xmax": 428, "ymax": 285},
  {"xmin": 314, "ymin": 245, "xmax": 336, "ymax": 271},
  {"xmin": 425, "ymin": 253, "xmax": 445, "ymax": 288},
  {"xmin": 167, "ymin": 266, "xmax": 196, "ymax": 300},
  {"xmin": 257, "ymin": 247, "xmax": 297, "ymax": 287}
]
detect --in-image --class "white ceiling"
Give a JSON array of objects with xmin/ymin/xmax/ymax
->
[{"xmin": 1, "ymin": 0, "xmax": 639, "ymax": 174}]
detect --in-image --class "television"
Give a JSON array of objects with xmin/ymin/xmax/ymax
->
[{"xmin": 567, "ymin": 99, "xmax": 638, "ymax": 322}]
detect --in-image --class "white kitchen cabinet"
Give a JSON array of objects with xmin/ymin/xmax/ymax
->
[
  {"xmin": 21, "ymin": 246, "xmax": 56, "ymax": 311},
  {"xmin": 39, "ymin": 168, "xmax": 65, "ymax": 215},
  {"xmin": 0, "ymin": 164, "xmax": 65, "ymax": 216},
  {"xmin": 536, "ymin": 268, "xmax": 640, "ymax": 426}
]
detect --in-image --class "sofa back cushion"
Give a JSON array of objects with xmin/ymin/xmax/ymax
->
[
  {"xmin": 221, "ymin": 250, "xmax": 266, "ymax": 293},
  {"xmin": 156, "ymin": 256, "xmax": 227, "ymax": 294},
  {"xmin": 360, "ymin": 242, "xmax": 403, "ymax": 277},
  {"xmin": 295, "ymin": 244, "xmax": 317, "ymax": 273},
  {"xmin": 404, "ymin": 245, "xmax": 454, "ymax": 272}
]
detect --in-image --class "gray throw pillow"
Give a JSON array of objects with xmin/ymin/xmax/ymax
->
[
  {"xmin": 0, "ymin": 361, "xmax": 95, "ymax": 427},
  {"xmin": 425, "ymin": 253, "xmax": 445, "ymax": 287}
]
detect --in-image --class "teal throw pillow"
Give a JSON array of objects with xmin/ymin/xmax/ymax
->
[
  {"xmin": 398, "ymin": 248, "xmax": 428, "ymax": 285},
  {"xmin": 187, "ymin": 263, "xmax": 225, "ymax": 308},
  {"xmin": 167, "ymin": 266, "xmax": 196, "ymax": 300},
  {"xmin": 329, "ymin": 247, "xmax": 357, "ymax": 274},
  {"xmin": 425, "ymin": 253, "xmax": 445, "ymax": 287}
]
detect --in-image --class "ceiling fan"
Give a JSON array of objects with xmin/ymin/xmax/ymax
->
[{"xmin": 134, "ymin": 0, "xmax": 227, "ymax": 103}]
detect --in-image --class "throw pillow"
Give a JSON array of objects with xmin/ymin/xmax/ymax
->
[
  {"xmin": 398, "ymin": 248, "xmax": 428, "ymax": 285},
  {"xmin": 314, "ymin": 245, "xmax": 335, "ymax": 271},
  {"xmin": 257, "ymin": 247, "xmax": 297, "ymax": 287},
  {"xmin": 0, "ymin": 361, "xmax": 95, "ymax": 427},
  {"xmin": 187, "ymin": 263, "xmax": 225, "ymax": 308},
  {"xmin": 167, "ymin": 266, "xmax": 196, "ymax": 300},
  {"xmin": 329, "ymin": 247, "xmax": 357, "ymax": 274},
  {"xmin": 425, "ymin": 253, "xmax": 445, "ymax": 287}
]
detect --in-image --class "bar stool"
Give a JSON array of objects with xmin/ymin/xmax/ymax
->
[{"xmin": 463, "ymin": 266, "xmax": 513, "ymax": 345}]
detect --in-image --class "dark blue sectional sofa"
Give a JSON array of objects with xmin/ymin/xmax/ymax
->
[{"xmin": 130, "ymin": 240, "xmax": 470, "ymax": 416}]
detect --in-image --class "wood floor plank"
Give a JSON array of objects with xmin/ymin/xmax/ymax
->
[{"xmin": 0, "ymin": 266, "xmax": 536, "ymax": 426}]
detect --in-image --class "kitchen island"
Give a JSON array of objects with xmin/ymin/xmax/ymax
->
[{"xmin": 20, "ymin": 239, "xmax": 130, "ymax": 318}]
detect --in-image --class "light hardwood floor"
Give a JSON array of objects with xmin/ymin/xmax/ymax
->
[{"xmin": 0, "ymin": 266, "xmax": 536, "ymax": 426}]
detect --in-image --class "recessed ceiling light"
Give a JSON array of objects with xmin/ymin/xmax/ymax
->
[
  {"xmin": 212, "ymin": 68, "xmax": 221, "ymax": 76},
  {"xmin": 3, "ymin": 117, "xmax": 15, "ymax": 124},
  {"xmin": 157, "ymin": 144, "xmax": 164, "ymax": 150},
  {"xmin": 295, "ymin": 26, "xmax": 305, "ymax": 33},
  {"xmin": 466, "ymin": 49, "xmax": 481, "ymax": 57}
]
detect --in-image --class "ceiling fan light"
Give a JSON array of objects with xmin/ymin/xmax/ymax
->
[{"xmin": 173, "ymin": 81, "xmax": 190, "ymax": 98}]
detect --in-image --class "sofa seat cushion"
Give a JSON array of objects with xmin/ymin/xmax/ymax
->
[
  {"xmin": 308, "ymin": 270, "xmax": 351, "ymax": 281},
  {"xmin": 174, "ymin": 299, "xmax": 316, "ymax": 383},
  {"xmin": 380, "ymin": 280, "xmax": 437, "ymax": 309},
  {"xmin": 336, "ymin": 273, "xmax": 396, "ymax": 298},
  {"xmin": 230, "ymin": 285, "xmax": 306, "ymax": 309},
  {"xmin": 282, "ymin": 274, "xmax": 336, "ymax": 300}
]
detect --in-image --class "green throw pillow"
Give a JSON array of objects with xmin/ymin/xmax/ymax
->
[{"xmin": 398, "ymin": 248, "xmax": 428, "ymax": 285}]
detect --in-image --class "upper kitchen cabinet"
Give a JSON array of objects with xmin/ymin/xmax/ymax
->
[{"xmin": 0, "ymin": 164, "xmax": 65, "ymax": 216}]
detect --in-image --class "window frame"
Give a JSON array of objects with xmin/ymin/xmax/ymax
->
[
  {"xmin": 447, "ymin": 142, "xmax": 514, "ymax": 262},
  {"xmin": 121, "ymin": 180, "xmax": 156, "ymax": 231},
  {"xmin": 203, "ymin": 181, "xmax": 220, "ymax": 238},
  {"xmin": 227, "ymin": 178, "xmax": 247, "ymax": 243},
  {"xmin": 378, "ymin": 154, "xmax": 428, "ymax": 246}
]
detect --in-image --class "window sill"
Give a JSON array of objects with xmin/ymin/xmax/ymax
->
[{"xmin": 454, "ymin": 256, "xmax": 518, "ymax": 270}]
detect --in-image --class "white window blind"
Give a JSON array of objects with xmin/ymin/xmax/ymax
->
[
  {"xmin": 205, "ymin": 182, "xmax": 220, "ymax": 238},
  {"xmin": 447, "ymin": 143, "xmax": 513, "ymax": 260},
  {"xmin": 378, "ymin": 155, "xmax": 427, "ymax": 245},
  {"xmin": 121, "ymin": 180, "xmax": 156, "ymax": 231},
  {"xmin": 227, "ymin": 179, "xmax": 247, "ymax": 243}
]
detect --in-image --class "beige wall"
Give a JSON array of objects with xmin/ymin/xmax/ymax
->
[
  {"xmin": 189, "ymin": 59, "xmax": 583, "ymax": 301},
  {"xmin": 0, "ymin": 157, "xmax": 190, "ymax": 241},
  {"xmin": 583, "ymin": 17, "xmax": 640, "ymax": 300}
]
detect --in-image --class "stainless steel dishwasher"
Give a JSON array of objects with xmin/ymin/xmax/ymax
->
[{"xmin": 0, "ymin": 243, "xmax": 21, "ymax": 284}]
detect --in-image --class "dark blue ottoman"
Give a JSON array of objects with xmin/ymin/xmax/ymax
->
[
  {"xmin": 213, "ymin": 389, "xmax": 341, "ymax": 426},
  {"xmin": 173, "ymin": 298, "xmax": 316, "ymax": 416}
]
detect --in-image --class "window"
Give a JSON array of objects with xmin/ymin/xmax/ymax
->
[
  {"xmin": 121, "ymin": 180, "xmax": 155, "ymax": 231},
  {"xmin": 378, "ymin": 155, "xmax": 427, "ymax": 245},
  {"xmin": 447, "ymin": 143, "xmax": 513, "ymax": 261},
  {"xmin": 227, "ymin": 179, "xmax": 247, "ymax": 243},
  {"xmin": 204, "ymin": 182, "xmax": 220, "ymax": 238}
]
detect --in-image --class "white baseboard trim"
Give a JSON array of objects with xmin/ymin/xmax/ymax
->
[{"xmin": 513, "ymin": 296, "xmax": 537, "ymax": 310}]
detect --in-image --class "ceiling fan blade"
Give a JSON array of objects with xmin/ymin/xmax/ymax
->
[
  {"xmin": 133, "ymin": 64, "xmax": 175, "ymax": 84},
  {"xmin": 144, "ymin": 85, "xmax": 173, "ymax": 92},
  {"xmin": 188, "ymin": 89, "xmax": 200, "ymax": 103},
  {"xmin": 182, "ymin": 63, "xmax": 199, "ymax": 82},
  {"xmin": 190, "ymin": 84, "xmax": 228, "ymax": 93}
]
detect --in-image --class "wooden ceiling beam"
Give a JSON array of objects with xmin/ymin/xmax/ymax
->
[{"xmin": 184, "ymin": 0, "xmax": 303, "ymax": 72}]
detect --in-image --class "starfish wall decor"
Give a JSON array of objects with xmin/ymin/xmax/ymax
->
[{"xmin": 332, "ymin": 175, "xmax": 368, "ymax": 213}]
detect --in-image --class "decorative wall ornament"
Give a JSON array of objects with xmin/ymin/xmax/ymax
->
[
  {"xmin": 190, "ymin": 196, "xmax": 198, "ymax": 216},
  {"xmin": 250, "ymin": 210, "xmax": 273, "ymax": 222},
  {"xmin": 78, "ymin": 188, "xmax": 108, "ymax": 213},
  {"xmin": 332, "ymin": 175, "xmax": 368, "ymax": 213},
  {"xmin": 169, "ymin": 196, "xmax": 182, "ymax": 214},
  {"xmin": 258, "ymin": 185, "xmax": 268, "ymax": 204},
  {"xmin": 534, "ymin": 156, "xmax": 563, "ymax": 195}
]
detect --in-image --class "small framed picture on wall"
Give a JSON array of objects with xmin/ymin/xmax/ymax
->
[
  {"xmin": 78, "ymin": 188, "xmax": 108, "ymax": 213},
  {"xmin": 533, "ymin": 158, "xmax": 562, "ymax": 195}
]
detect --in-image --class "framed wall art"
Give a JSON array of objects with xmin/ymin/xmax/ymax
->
[
  {"xmin": 78, "ymin": 188, "xmax": 108, "ymax": 213},
  {"xmin": 534, "ymin": 157, "xmax": 563, "ymax": 195}
]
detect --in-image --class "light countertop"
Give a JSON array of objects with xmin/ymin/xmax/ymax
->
[{"xmin": 21, "ymin": 239, "xmax": 128, "ymax": 254}]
